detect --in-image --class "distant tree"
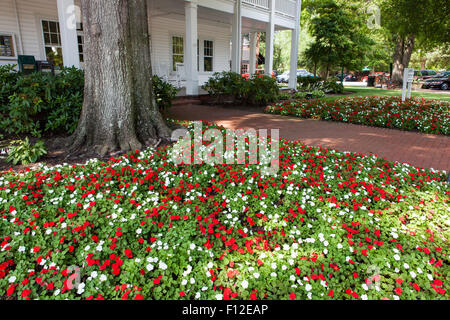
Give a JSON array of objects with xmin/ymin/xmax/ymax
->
[
  {"xmin": 304, "ymin": 0, "xmax": 373, "ymax": 78},
  {"xmin": 380, "ymin": 0, "xmax": 450, "ymax": 83}
]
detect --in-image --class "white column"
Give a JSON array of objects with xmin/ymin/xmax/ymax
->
[
  {"xmin": 57, "ymin": 0, "xmax": 80, "ymax": 68},
  {"xmin": 231, "ymin": 0, "xmax": 242, "ymax": 73},
  {"xmin": 185, "ymin": 0, "xmax": 199, "ymax": 95},
  {"xmin": 288, "ymin": 0, "xmax": 302, "ymax": 89},
  {"xmin": 265, "ymin": 0, "xmax": 275, "ymax": 76},
  {"xmin": 249, "ymin": 32, "xmax": 257, "ymax": 75}
]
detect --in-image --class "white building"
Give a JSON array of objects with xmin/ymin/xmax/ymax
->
[{"xmin": 0, "ymin": 0, "xmax": 301, "ymax": 94}]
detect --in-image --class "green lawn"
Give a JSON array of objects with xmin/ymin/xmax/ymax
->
[{"xmin": 323, "ymin": 87, "xmax": 450, "ymax": 102}]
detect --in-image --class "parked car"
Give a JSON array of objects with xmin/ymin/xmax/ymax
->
[
  {"xmin": 415, "ymin": 70, "xmax": 438, "ymax": 80},
  {"xmin": 277, "ymin": 69, "xmax": 314, "ymax": 83},
  {"xmin": 242, "ymin": 69, "xmax": 275, "ymax": 80},
  {"xmin": 344, "ymin": 74, "xmax": 358, "ymax": 81},
  {"xmin": 421, "ymin": 72, "xmax": 450, "ymax": 90}
]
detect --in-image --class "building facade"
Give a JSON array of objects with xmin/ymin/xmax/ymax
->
[{"xmin": 0, "ymin": 0, "xmax": 301, "ymax": 94}]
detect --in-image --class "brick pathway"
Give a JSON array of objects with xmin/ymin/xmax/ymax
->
[{"xmin": 169, "ymin": 103, "xmax": 450, "ymax": 172}]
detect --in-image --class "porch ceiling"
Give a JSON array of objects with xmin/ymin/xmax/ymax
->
[{"xmin": 149, "ymin": 0, "xmax": 289, "ymax": 33}]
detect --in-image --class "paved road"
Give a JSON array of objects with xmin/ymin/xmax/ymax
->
[{"xmin": 170, "ymin": 103, "xmax": 450, "ymax": 172}]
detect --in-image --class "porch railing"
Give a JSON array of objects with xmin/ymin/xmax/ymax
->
[
  {"xmin": 242, "ymin": 0, "xmax": 269, "ymax": 10},
  {"xmin": 275, "ymin": 0, "xmax": 297, "ymax": 18}
]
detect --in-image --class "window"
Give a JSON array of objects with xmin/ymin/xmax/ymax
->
[
  {"xmin": 172, "ymin": 36, "xmax": 184, "ymax": 71},
  {"xmin": 241, "ymin": 64, "xmax": 248, "ymax": 74},
  {"xmin": 41, "ymin": 20, "xmax": 63, "ymax": 67},
  {"xmin": 77, "ymin": 23, "xmax": 84, "ymax": 63},
  {"xmin": 203, "ymin": 40, "xmax": 213, "ymax": 72},
  {"xmin": 0, "ymin": 34, "xmax": 16, "ymax": 58}
]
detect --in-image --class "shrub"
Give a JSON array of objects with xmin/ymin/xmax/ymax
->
[
  {"xmin": 152, "ymin": 75, "xmax": 179, "ymax": 111},
  {"xmin": 5, "ymin": 138, "xmax": 47, "ymax": 165},
  {"xmin": 297, "ymin": 76, "xmax": 344, "ymax": 94},
  {"xmin": 202, "ymin": 72, "xmax": 279, "ymax": 106},
  {"xmin": 0, "ymin": 66, "xmax": 84, "ymax": 136},
  {"xmin": 293, "ymin": 91, "xmax": 307, "ymax": 100},
  {"xmin": 278, "ymin": 92, "xmax": 292, "ymax": 100},
  {"xmin": 0, "ymin": 66, "xmax": 177, "ymax": 137},
  {"xmin": 311, "ymin": 90, "xmax": 325, "ymax": 99}
]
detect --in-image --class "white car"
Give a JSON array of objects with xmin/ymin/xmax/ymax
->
[{"xmin": 277, "ymin": 69, "xmax": 314, "ymax": 83}]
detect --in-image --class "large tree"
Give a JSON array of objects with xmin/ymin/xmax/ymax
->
[
  {"xmin": 69, "ymin": 0, "xmax": 171, "ymax": 156},
  {"xmin": 303, "ymin": 0, "xmax": 373, "ymax": 78},
  {"xmin": 381, "ymin": 0, "xmax": 450, "ymax": 84}
]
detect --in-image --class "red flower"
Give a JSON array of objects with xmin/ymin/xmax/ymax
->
[
  {"xmin": 21, "ymin": 289, "xmax": 31, "ymax": 297},
  {"xmin": 33, "ymin": 246, "xmax": 40, "ymax": 253},
  {"xmin": 7, "ymin": 285, "xmax": 15, "ymax": 296},
  {"xmin": 250, "ymin": 293, "xmax": 257, "ymax": 300},
  {"xmin": 179, "ymin": 291, "xmax": 186, "ymax": 297},
  {"xmin": 134, "ymin": 294, "xmax": 143, "ymax": 300},
  {"xmin": 412, "ymin": 283, "xmax": 420, "ymax": 291},
  {"xmin": 289, "ymin": 292, "xmax": 296, "ymax": 300},
  {"xmin": 328, "ymin": 290, "xmax": 334, "ymax": 298},
  {"xmin": 153, "ymin": 278, "xmax": 160, "ymax": 285},
  {"xmin": 394, "ymin": 288, "xmax": 402, "ymax": 295},
  {"xmin": 395, "ymin": 278, "xmax": 403, "ymax": 285}
]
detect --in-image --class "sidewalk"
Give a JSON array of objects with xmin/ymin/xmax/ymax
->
[{"xmin": 169, "ymin": 103, "xmax": 450, "ymax": 172}]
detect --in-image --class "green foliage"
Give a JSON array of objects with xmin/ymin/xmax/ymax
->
[
  {"xmin": 278, "ymin": 92, "xmax": 292, "ymax": 100},
  {"xmin": 311, "ymin": 90, "xmax": 325, "ymax": 99},
  {"xmin": 304, "ymin": 0, "xmax": 374, "ymax": 75},
  {"xmin": 294, "ymin": 91, "xmax": 307, "ymax": 99},
  {"xmin": 152, "ymin": 75, "xmax": 179, "ymax": 111},
  {"xmin": 202, "ymin": 71, "xmax": 280, "ymax": 106},
  {"xmin": 297, "ymin": 76, "xmax": 344, "ymax": 94},
  {"xmin": 6, "ymin": 138, "xmax": 47, "ymax": 165},
  {"xmin": 0, "ymin": 66, "xmax": 177, "ymax": 137},
  {"xmin": 0, "ymin": 65, "xmax": 84, "ymax": 136}
]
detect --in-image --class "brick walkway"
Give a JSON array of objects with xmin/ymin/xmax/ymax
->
[{"xmin": 169, "ymin": 103, "xmax": 450, "ymax": 172}]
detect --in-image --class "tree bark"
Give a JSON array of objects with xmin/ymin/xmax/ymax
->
[
  {"xmin": 391, "ymin": 35, "xmax": 415, "ymax": 85},
  {"xmin": 69, "ymin": 0, "xmax": 171, "ymax": 156}
]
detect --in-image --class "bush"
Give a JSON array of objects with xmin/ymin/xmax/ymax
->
[
  {"xmin": 152, "ymin": 75, "xmax": 179, "ymax": 111},
  {"xmin": 202, "ymin": 71, "xmax": 279, "ymax": 106},
  {"xmin": 311, "ymin": 90, "xmax": 325, "ymax": 99},
  {"xmin": 278, "ymin": 92, "xmax": 292, "ymax": 100},
  {"xmin": 6, "ymin": 138, "xmax": 47, "ymax": 165},
  {"xmin": 297, "ymin": 76, "xmax": 344, "ymax": 94},
  {"xmin": 0, "ymin": 65, "xmax": 84, "ymax": 136},
  {"xmin": 293, "ymin": 91, "xmax": 307, "ymax": 100},
  {"xmin": 0, "ymin": 65, "xmax": 178, "ymax": 137}
]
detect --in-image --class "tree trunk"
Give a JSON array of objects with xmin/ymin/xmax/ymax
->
[
  {"xmin": 391, "ymin": 35, "xmax": 415, "ymax": 85},
  {"xmin": 69, "ymin": 0, "xmax": 171, "ymax": 156}
]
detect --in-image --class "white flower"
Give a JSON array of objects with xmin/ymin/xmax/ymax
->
[
  {"xmin": 270, "ymin": 272, "xmax": 277, "ymax": 277},
  {"xmin": 216, "ymin": 294, "xmax": 223, "ymax": 300},
  {"xmin": 146, "ymin": 263, "xmax": 154, "ymax": 271},
  {"xmin": 190, "ymin": 278, "xmax": 195, "ymax": 284},
  {"xmin": 190, "ymin": 243, "xmax": 196, "ymax": 250},
  {"xmin": 241, "ymin": 280, "xmax": 249, "ymax": 289},
  {"xmin": 361, "ymin": 294, "xmax": 368, "ymax": 300},
  {"xmin": 159, "ymin": 261, "xmax": 167, "ymax": 270},
  {"xmin": 195, "ymin": 292, "xmax": 201, "ymax": 299},
  {"xmin": 403, "ymin": 263, "xmax": 409, "ymax": 269},
  {"xmin": 410, "ymin": 271, "xmax": 417, "ymax": 279},
  {"xmin": 8, "ymin": 276, "xmax": 16, "ymax": 283},
  {"xmin": 207, "ymin": 262, "xmax": 213, "ymax": 269},
  {"xmin": 271, "ymin": 262, "xmax": 277, "ymax": 269},
  {"xmin": 90, "ymin": 271, "xmax": 98, "ymax": 278},
  {"xmin": 18, "ymin": 246, "xmax": 25, "ymax": 252},
  {"xmin": 181, "ymin": 279, "xmax": 188, "ymax": 286},
  {"xmin": 253, "ymin": 272, "xmax": 260, "ymax": 279},
  {"xmin": 305, "ymin": 284, "xmax": 312, "ymax": 291},
  {"xmin": 393, "ymin": 254, "xmax": 400, "ymax": 261},
  {"xmin": 99, "ymin": 275, "xmax": 107, "ymax": 282}
]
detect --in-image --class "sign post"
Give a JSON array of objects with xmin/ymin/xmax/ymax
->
[{"xmin": 402, "ymin": 68, "xmax": 414, "ymax": 101}]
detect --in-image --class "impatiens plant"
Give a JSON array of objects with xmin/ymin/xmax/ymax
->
[
  {"xmin": 265, "ymin": 96, "xmax": 450, "ymax": 135},
  {"xmin": 0, "ymin": 121, "xmax": 448, "ymax": 300}
]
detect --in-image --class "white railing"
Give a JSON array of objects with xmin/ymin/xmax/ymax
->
[
  {"xmin": 275, "ymin": 0, "xmax": 296, "ymax": 18},
  {"xmin": 242, "ymin": 0, "xmax": 269, "ymax": 10}
]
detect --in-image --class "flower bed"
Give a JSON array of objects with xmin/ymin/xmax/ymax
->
[
  {"xmin": 265, "ymin": 96, "xmax": 450, "ymax": 135},
  {"xmin": 0, "ymin": 121, "xmax": 449, "ymax": 300}
]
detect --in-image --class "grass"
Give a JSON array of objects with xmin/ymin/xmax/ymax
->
[{"xmin": 323, "ymin": 87, "xmax": 450, "ymax": 102}]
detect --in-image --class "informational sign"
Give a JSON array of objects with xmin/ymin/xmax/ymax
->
[{"xmin": 402, "ymin": 68, "xmax": 414, "ymax": 101}]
